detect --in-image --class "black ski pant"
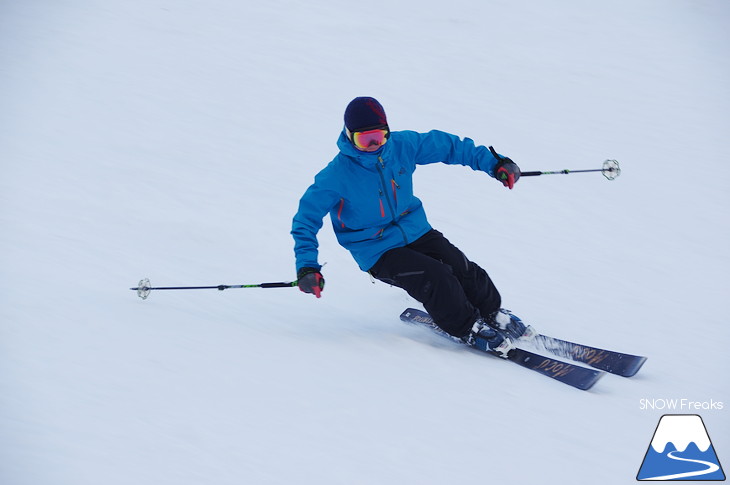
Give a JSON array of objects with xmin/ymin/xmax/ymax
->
[{"xmin": 369, "ymin": 229, "xmax": 501, "ymax": 338}]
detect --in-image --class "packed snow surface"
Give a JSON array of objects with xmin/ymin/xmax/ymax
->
[{"xmin": 1, "ymin": 1, "xmax": 728, "ymax": 484}]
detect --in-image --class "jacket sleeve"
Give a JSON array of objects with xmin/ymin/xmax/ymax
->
[
  {"xmin": 406, "ymin": 130, "xmax": 501, "ymax": 177},
  {"xmin": 291, "ymin": 171, "xmax": 340, "ymax": 272}
]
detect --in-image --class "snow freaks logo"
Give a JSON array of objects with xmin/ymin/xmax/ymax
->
[{"xmin": 637, "ymin": 414, "xmax": 725, "ymax": 481}]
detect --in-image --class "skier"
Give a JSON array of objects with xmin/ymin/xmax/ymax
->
[{"xmin": 291, "ymin": 97, "xmax": 525, "ymax": 356}]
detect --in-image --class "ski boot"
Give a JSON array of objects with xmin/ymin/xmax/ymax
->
[
  {"xmin": 464, "ymin": 318, "xmax": 515, "ymax": 358},
  {"xmin": 488, "ymin": 309, "xmax": 537, "ymax": 342}
]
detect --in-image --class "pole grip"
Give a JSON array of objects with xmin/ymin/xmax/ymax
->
[
  {"xmin": 520, "ymin": 171, "xmax": 543, "ymax": 177},
  {"xmin": 259, "ymin": 281, "xmax": 297, "ymax": 288}
]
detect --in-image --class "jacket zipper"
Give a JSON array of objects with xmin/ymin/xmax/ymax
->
[
  {"xmin": 391, "ymin": 179, "xmax": 399, "ymax": 205},
  {"xmin": 376, "ymin": 156, "xmax": 409, "ymax": 244},
  {"xmin": 337, "ymin": 198, "xmax": 345, "ymax": 228}
]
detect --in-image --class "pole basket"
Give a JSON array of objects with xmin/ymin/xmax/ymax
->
[
  {"xmin": 602, "ymin": 159, "xmax": 620, "ymax": 180},
  {"xmin": 136, "ymin": 278, "xmax": 151, "ymax": 300}
]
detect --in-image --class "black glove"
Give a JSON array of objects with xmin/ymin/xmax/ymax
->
[
  {"xmin": 297, "ymin": 267, "xmax": 325, "ymax": 298},
  {"xmin": 490, "ymin": 146, "xmax": 521, "ymax": 190}
]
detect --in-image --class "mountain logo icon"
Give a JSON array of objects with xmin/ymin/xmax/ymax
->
[{"xmin": 637, "ymin": 414, "xmax": 725, "ymax": 481}]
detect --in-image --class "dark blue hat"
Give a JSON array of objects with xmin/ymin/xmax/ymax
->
[{"xmin": 344, "ymin": 97, "xmax": 388, "ymax": 132}]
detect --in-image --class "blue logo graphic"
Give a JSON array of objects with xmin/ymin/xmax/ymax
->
[{"xmin": 637, "ymin": 414, "xmax": 725, "ymax": 481}]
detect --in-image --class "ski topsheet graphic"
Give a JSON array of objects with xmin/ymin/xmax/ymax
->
[{"xmin": 637, "ymin": 414, "xmax": 725, "ymax": 481}]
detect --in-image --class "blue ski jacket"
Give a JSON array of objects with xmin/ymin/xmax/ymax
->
[{"xmin": 291, "ymin": 129, "xmax": 502, "ymax": 272}]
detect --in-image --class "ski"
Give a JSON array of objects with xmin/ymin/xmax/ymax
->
[
  {"xmin": 530, "ymin": 333, "xmax": 647, "ymax": 377},
  {"xmin": 399, "ymin": 308, "xmax": 604, "ymax": 391},
  {"xmin": 496, "ymin": 308, "xmax": 647, "ymax": 376},
  {"xmin": 401, "ymin": 307, "xmax": 647, "ymax": 377}
]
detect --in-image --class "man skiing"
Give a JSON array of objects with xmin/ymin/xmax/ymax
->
[{"xmin": 291, "ymin": 97, "xmax": 524, "ymax": 357}]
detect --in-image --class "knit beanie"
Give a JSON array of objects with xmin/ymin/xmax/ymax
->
[{"xmin": 344, "ymin": 97, "xmax": 388, "ymax": 132}]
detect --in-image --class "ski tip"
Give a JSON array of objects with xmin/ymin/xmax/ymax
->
[
  {"xmin": 618, "ymin": 356, "xmax": 648, "ymax": 377},
  {"xmin": 400, "ymin": 308, "xmax": 429, "ymax": 323},
  {"xmin": 400, "ymin": 308, "xmax": 415, "ymax": 319},
  {"xmin": 577, "ymin": 370, "xmax": 606, "ymax": 391}
]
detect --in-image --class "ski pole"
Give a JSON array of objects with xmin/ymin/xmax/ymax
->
[
  {"xmin": 520, "ymin": 159, "xmax": 621, "ymax": 180},
  {"xmin": 130, "ymin": 278, "xmax": 297, "ymax": 300}
]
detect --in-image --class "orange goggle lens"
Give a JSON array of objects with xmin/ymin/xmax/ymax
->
[{"xmin": 351, "ymin": 128, "xmax": 389, "ymax": 151}]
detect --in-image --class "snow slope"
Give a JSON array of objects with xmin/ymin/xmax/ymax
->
[{"xmin": 1, "ymin": 1, "xmax": 728, "ymax": 484}]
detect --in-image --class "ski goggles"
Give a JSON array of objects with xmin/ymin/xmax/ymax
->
[{"xmin": 347, "ymin": 126, "xmax": 390, "ymax": 152}]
